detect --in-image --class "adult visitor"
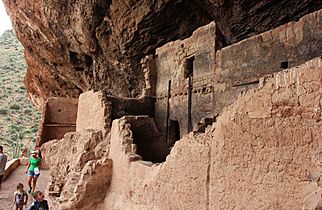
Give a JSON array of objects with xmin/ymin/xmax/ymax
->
[
  {"xmin": 25, "ymin": 150, "xmax": 41, "ymax": 193},
  {"xmin": 0, "ymin": 145, "xmax": 8, "ymax": 190}
]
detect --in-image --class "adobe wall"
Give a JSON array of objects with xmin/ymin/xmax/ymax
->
[
  {"xmin": 153, "ymin": 9, "xmax": 322, "ymax": 138},
  {"xmin": 76, "ymin": 90, "xmax": 112, "ymax": 132},
  {"xmin": 118, "ymin": 115, "xmax": 167, "ymax": 163},
  {"xmin": 37, "ymin": 97, "xmax": 78, "ymax": 146},
  {"xmin": 154, "ymin": 22, "xmax": 217, "ymax": 136},
  {"xmin": 101, "ymin": 117, "xmax": 210, "ymax": 210},
  {"xmin": 76, "ymin": 90, "xmax": 154, "ymax": 133},
  {"xmin": 107, "ymin": 96, "xmax": 155, "ymax": 120},
  {"xmin": 98, "ymin": 57, "xmax": 322, "ymax": 210},
  {"xmin": 43, "ymin": 98, "xmax": 78, "ymax": 124},
  {"xmin": 215, "ymin": 9, "xmax": 322, "ymax": 86},
  {"xmin": 209, "ymin": 58, "xmax": 322, "ymax": 210}
]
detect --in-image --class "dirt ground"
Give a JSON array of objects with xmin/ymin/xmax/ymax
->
[{"xmin": 0, "ymin": 166, "xmax": 50, "ymax": 210}]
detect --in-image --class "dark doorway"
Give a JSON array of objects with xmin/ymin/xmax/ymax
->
[
  {"xmin": 129, "ymin": 118, "xmax": 168, "ymax": 163},
  {"xmin": 280, "ymin": 61, "xmax": 289, "ymax": 69},
  {"xmin": 184, "ymin": 56, "xmax": 195, "ymax": 78},
  {"xmin": 185, "ymin": 56, "xmax": 194, "ymax": 133},
  {"xmin": 168, "ymin": 120, "xmax": 180, "ymax": 147}
]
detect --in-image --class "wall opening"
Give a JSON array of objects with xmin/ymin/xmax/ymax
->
[
  {"xmin": 184, "ymin": 56, "xmax": 195, "ymax": 78},
  {"xmin": 168, "ymin": 120, "xmax": 180, "ymax": 147},
  {"xmin": 129, "ymin": 118, "xmax": 168, "ymax": 163},
  {"xmin": 281, "ymin": 61, "xmax": 289, "ymax": 69}
]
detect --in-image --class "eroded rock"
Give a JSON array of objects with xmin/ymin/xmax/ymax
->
[{"xmin": 3, "ymin": 0, "xmax": 321, "ymax": 108}]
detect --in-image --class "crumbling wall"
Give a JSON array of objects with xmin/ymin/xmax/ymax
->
[
  {"xmin": 38, "ymin": 97, "xmax": 78, "ymax": 146},
  {"xmin": 42, "ymin": 131, "xmax": 112, "ymax": 210},
  {"xmin": 154, "ymin": 22, "xmax": 217, "ymax": 137},
  {"xmin": 76, "ymin": 90, "xmax": 112, "ymax": 133},
  {"xmin": 154, "ymin": 9, "xmax": 322, "ymax": 138},
  {"xmin": 76, "ymin": 90, "xmax": 155, "ymax": 133},
  {"xmin": 209, "ymin": 57, "xmax": 322, "ymax": 210},
  {"xmin": 107, "ymin": 96, "xmax": 155, "ymax": 120},
  {"xmin": 215, "ymin": 9, "xmax": 322, "ymax": 86},
  {"xmin": 99, "ymin": 117, "xmax": 210, "ymax": 210},
  {"xmin": 97, "ymin": 57, "xmax": 321, "ymax": 210},
  {"xmin": 122, "ymin": 116, "xmax": 166, "ymax": 163}
]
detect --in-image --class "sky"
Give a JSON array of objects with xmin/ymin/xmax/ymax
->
[{"xmin": 0, "ymin": 1, "xmax": 12, "ymax": 35}]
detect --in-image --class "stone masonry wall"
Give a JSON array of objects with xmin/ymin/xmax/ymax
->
[
  {"xmin": 153, "ymin": 9, "xmax": 321, "ymax": 139},
  {"xmin": 154, "ymin": 22, "xmax": 217, "ymax": 136},
  {"xmin": 38, "ymin": 97, "xmax": 78, "ymax": 146},
  {"xmin": 215, "ymin": 9, "xmax": 322, "ymax": 86},
  {"xmin": 209, "ymin": 57, "xmax": 322, "ymax": 210},
  {"xmin": 76, "ymin": 90, "xmax": 112, "ymax": 133},
  {"xmin": 42, "ymin": 130, "xmax": 112, "ymax": 210},
  {"xmin": 96, "ymin": 57, "xmax": 321, "ymax": 210}
]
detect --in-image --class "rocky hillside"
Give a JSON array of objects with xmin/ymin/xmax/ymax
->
[{"xmin": 0, "ymin": 30, "xmax": 41, "ymax": 158}]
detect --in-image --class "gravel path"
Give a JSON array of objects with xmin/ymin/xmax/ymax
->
[{"xmin": 0, "ymin": 166, "xmax": 50, "ymax": 210}]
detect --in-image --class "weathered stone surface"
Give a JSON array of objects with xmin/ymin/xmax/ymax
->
[
  {"xmin": 209, "ymin": 58, "xmax": 322, "ymax": 209},
  {"xmin": 3, "ymin": 0, "xmax": 321, "ymax": 107},
  {"xmin": 215, "ymin": 9, "xmax": 322, "ymax": 86},
  {"xmin": 40, "ymin": 57, "xmax": 321, "ymax": 210},
  {"xmin": 153, "ymin": 9, "xmax": 321, "ymax": 144},
  {"xmin": 37, "ymin": 97, "xmax": 78, "ymax": 146},
  {"xmin": 76, "ymin": 91, "xmax": 111, "ymax": 133},
  {"xmin": 97, "ymin": 57, "xmax": 320, "ymax": 209},
  {"xmin": 3, "ymin": 159, "xmax": 20, "ymax": 181},
  {"xmin": 76, "ymin": 90, "xmax": 155, "ymax": 134},
  {"xmin": 99, "ymin": 117, "xmax": 209, "ymax": 210},
  {"xmin": 41, "ymin": 130, "xmax": 111, "ymax": 210}
]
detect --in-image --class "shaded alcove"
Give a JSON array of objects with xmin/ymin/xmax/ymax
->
[
  {"xmin": 125, "ymin": 116, "xmax": 168, "ymax": 163},
  {"xmin": 168, "ymin": 120, "xmax": 180, "ymax": 147}
]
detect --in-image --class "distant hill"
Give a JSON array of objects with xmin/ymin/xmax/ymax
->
[{"xmin": 0, "ymin": 30, "xmax": 41, "ymax": 158}]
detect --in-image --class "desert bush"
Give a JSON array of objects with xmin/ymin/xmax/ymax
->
[
  {"xmin": 23, "ymin": 108, "xmax": 33, "ymax": 114},
  {"xmin": 0, "ymin": 108, "xmax": 8, "ymax": 115},
  {"xmin": 9, "ymin": 103, "xmax": 20, "ymax": 110}
]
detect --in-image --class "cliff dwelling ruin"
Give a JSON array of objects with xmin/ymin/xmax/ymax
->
[{"xmin": 2, "ymin": 0, "xmax": 322, "ymax": 209}]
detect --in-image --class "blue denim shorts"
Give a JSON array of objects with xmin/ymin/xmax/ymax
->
[{"xmin": 27, "ymin": 170, "xmax": 40, "ymax": 177}]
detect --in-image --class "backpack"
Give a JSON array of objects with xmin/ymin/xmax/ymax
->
[
  {"xmin": 15, "ymin": 191, "xmax": 25, "ymax": 204},
  {"xmin": 28, "ymin": 200, "xmax": 49, "ymax": 210}
]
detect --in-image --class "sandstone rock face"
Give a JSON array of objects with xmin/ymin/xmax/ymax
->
[{"xmin": 3, "ymin": 0, "xmax": 321, "ymax": 107}]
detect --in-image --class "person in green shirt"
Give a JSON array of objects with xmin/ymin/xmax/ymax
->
[{"xmin": 25, "ymin": 150, "xmax": 41, "ymax": 193}]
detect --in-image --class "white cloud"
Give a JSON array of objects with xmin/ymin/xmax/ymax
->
[{"xmin": 0, "ymin": 1, "xmax": 13, "ymax": 35}]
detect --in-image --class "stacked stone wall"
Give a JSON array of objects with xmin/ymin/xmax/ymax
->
[
  {"xmin": 99, "ymin": 57, "xmax": 322, "ymax": 210},
  {"xmin": 38, "ymin": 97, "xmax": 78, "ymax": 146}
]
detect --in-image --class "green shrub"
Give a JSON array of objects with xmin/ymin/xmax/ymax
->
[
  {"xmin": 31, "ymin": 126, "xmax": 38, "ymax": 133},
  {"xmin": 0, "ymin": 108, "xmax": 8, "ymax": 115},
  {"xmin": 10, "ymin": 103, "xmax": 20, "ymax": 110},
  {"xmin": 23, "ymin": 108, "xmax": 33, "ymax": 114}
]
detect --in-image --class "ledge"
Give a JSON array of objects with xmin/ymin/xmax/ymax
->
[{"xmin": 3, "ymin": 158, "xmax": 20, "ymax": 181}]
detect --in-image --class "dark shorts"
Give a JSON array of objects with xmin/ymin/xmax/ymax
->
[{"xmin": 0, "ymin": 175, "xmax": 3, "ymax": 183}]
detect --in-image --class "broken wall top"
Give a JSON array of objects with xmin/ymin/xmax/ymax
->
[{"xmin": 155, "ymin": 22, "xmax": 217, "ymax": 96}]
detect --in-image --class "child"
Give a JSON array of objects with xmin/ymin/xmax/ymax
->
[
  {"xmin": 28, "ymin": 191, "xmax": 49, "ymax": 210},
  {"xmin": 14, "ymin": 183, "xmax": 28, "ymax": 210}
]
